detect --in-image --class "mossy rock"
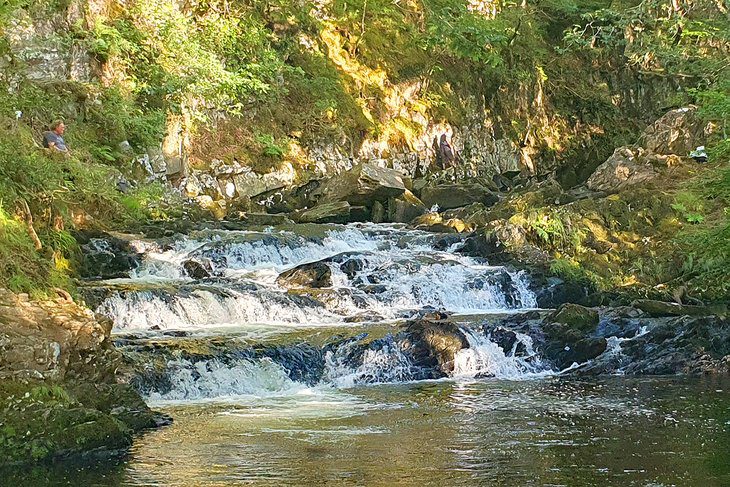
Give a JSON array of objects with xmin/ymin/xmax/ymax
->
[
  {"xmin": 0, "ymin": 380, "xmax": 166, "ymax": 466},
  {"xmin": 546, "ymin": 303, "xmax": 599, "ymax": 331}
]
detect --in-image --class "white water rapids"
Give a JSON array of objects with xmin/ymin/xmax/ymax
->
[
  {"xmin": 97, "ymin": 224, "xmax": 536, "ymax": 331},
  {"xmin": 92, "ymin": 223, "xmax": 555, "ymax": 402}
]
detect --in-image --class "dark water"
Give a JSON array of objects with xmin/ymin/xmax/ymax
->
[{"xmin": 7, "ymin": 376, "xmax": 729, "ymax": 486}]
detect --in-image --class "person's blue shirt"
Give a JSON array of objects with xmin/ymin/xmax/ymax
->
[{"xmin": 43, "ymin": 131, "xmax": 68, "ymax": 152}]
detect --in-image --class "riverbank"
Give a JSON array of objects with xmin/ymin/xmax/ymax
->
[{"xmin": 0, "ymin": 289, "xmax": 169, "ymax": 466}]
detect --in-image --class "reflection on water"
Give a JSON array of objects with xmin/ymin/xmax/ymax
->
[{"xmin": 6, "ymin": 376, "xmax": 728, "ymax": 486}]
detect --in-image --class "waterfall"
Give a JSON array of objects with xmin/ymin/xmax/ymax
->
[
  {"xmin": 90, "ymin": 223, "xmax": 559, "ymax": 403},
  {"xmin": 92, "ymin": 225, "xmax": 539, "ymax": 333},
  {"xmin": 147, "ymin": 358, "xmax": 304, "ymax": 402},
  {"xmin": 451, "ymin": 328, "xmax": 552, "ymax": 380}
]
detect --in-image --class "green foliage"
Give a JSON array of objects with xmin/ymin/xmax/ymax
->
[
  {"xmin": 255, "ymin": 133, "xmax": 286, "ymax": 159},
  {"xmin": 120, "ymin": 182, "xmax": 185, "ymax": 222},
  {"xmin": 424, "ymin": 0, "xmax": 508, "ymax": 67},
  {"xmin": 671, "ymin": 192, "xmax": 705, "ymax": 224},
  {"xmin": 549, "ymin": 257, "xmax": 604, "ymax": 290}
]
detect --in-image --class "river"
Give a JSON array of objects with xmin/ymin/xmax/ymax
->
[{"xmin": 10, "ymin": 223, "xmax": 729, "ymax": 486}]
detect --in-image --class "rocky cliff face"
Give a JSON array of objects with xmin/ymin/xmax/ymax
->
[{"xmin": 1, "ymin": 0, "xmax": 692, "ymax": 219}]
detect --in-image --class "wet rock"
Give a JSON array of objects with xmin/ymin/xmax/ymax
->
[
  {"xmin": 371, "ymin": 200, "xmax": 386, "ymax": 223},
  {"xmin": 277, "ymin": 262, "xmax": 333, "ymax": 288},
  {"xmin": 360, "ymin": 284, "xmax": 387, "ymax": 295},
  {"xmin": 77, "ymin": 234, "xmax": 141, "ymax": 279},
  {"xmin": 433, "ymin": 234, "xmax": 465, "ymax": 251},
  {"xmin": 546, "ymin": 303, "xmax": 599, "ymax": 332},
  {"xmin": 632, "ymin": 299, "xmax": 727, "ymax": 318},
  {"xmin": 412, "ymin": 212, "xmax": 473, "ymax": 233},
  {"xmin": 314, "ymin": 162, "xmax": 406, "ymax": 207},
  {"xmin": 339, "ymin": 258, "xmax": 365, "ymax": 279},
  {"xmin": 403, "ymin": 318, "xmax": 469, "ymax": 375},
  {"xmin": 487, "ymin": 326, "xmax": 523, "ymax": 355},
  {"xmin": 260, "ymin": 344, "xmax": 325, "ymax": 386},
  {"xmin": 620, "ymin": 315, "xmax": 730, "ymax": 375},
  {"xmin": 293, "ymin": 201, "xmax": 351, "ymax": 224},
  {"xmin": 183, "ymin": 259, "xmax": 213, "ymax": 279},
  {"xmin": 541, "ymin": 322, "xmax": 607, "ymax": 370},
  {"xmin": 534, "ymin": 278, "xmax": 591, "ymax": 308},
  {"xmin": 243, "ymin": 212, "xmax": 294, "ymax": 226},
  {"xmin": 420, "ymin": 183, "xmax": 499, "ymax": 210}
]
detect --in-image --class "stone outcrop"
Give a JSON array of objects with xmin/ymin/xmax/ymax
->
[
  {"xmin": 641, "ymin": 106, "xmax": 707, "ymax": 156},
  {"xmin": 388, "ymin": 190, "xmax": 427, "ymax": 223},
  {"xmin": 587, "ymin": 106, "xmax": 710, "ymax": 194},
  {"xmin": 0, "ymin": 289, "xmax": 168, "ymax": 465},
  {"xmin": 420, "ymin": 183, "xmax": 499, "ymax": 210},
  {"xmin": 293, "ymin": 201, "xmax": 352, "ymax": 224},
  {"xmin": 586, "ymin": 146, "xmax": 666, "ymax": 193},
  {"xmin": 313, "ymin": 162, "xmax": 406, "ymax": 207}
]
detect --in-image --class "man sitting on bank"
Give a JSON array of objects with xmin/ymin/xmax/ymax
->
[{"xmin": 43, "ymin": 120, "xmax": 69, "ymax": 153}]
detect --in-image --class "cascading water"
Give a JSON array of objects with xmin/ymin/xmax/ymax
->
[
  {"xmin": 89, "ymin": 223, "xmax": 564, "ymax": 403},
  {"xmin": 92, "ymin": 224, "xmax": 537, "ymax": 333},
  {"xmin": 81, "ymin": 220, "xmax": 718, "ymax": 487},
  {"xmin": 452, "ymin": 328, "xmax": 552, "ymax": 379}
]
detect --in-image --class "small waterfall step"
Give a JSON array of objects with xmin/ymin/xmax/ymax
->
[{"xmin": 86, "ymin": 224, "xmax": 538, "ymax": 334}]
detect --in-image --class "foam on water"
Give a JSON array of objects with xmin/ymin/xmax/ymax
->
[
  {"xmin": 98, "ymin": 287, "xmax": 340, "ymax": 330},
  {"xmin": 452, "ymin": 328, "xmax": 552, "ymax": 380},
  {"xmin": 148, "ymin": 357, "xmax": 305, "ymax": 402},
  {"xmin": 323, "ymin": 337, "xmax": 418, "ymax": 387}
]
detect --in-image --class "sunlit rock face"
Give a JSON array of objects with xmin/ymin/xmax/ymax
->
[{"xmin": 2, "ymin": 1, "xmax": 97, "ymax": 83}]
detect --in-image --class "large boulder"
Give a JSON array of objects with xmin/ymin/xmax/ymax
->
[
  {"xmin": 586, "ymin": 147, "xmax": 662, "ymax": 194},
  {"xmin": 293, "ymin": 201, "xmax": 351, "ymax": 224},
  {"xmin": 314, "ymin": 162, "xmax": 406, "ymax": 207},
  {"xmin": 277, "ymin": 261, "xmax": 332, "ymax": 288},
  {"xmin": 76, "ymin": 233, "xmax": 141, "ymax": 280},
  {"xmin": 388, "ymin": 189, "xmax": 426, "ymax": 223},
  {"xmin": 420, "ymin": 183, "xmax": 499, "ymax": 210},
  {"xmin": 546, "ymin": 303, "xmax": 599, "ymax": 331},
  {"xmin": 403, "ymin": 318, "xmax": 469, "ymax": 374},
  {"xmin": 641, "ymin": 106, "xmax": 707, "ymax": 156}
]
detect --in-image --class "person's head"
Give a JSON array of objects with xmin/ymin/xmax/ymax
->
[
  {"xmin": 50, "ymin": 119, "xmax": 66, "ymax": 135},
  {"xmin": 440, "ymin": 134, "xmax": 447, "ymax": 143}
]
